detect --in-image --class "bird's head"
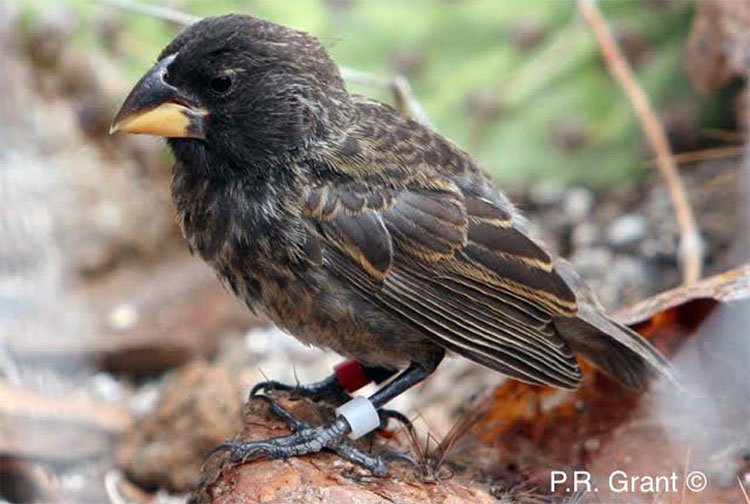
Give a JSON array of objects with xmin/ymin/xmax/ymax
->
[{"xmin": 111, "ymin": 14, "xmax": 349, "ymax": 172}]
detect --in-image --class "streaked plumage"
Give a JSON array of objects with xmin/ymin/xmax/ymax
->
[{"xmin": 117, "ymin": 14, "xmax": 676, "ymax": 397}]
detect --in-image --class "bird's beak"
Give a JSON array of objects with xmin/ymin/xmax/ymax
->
[{"xmin": 110, "ymin": 54, "xmax": 208, "ymax": 139}]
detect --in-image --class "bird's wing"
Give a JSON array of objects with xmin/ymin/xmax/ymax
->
[{"xmin": 303, "ymin": 182, "xmax": 583, "ymax": 388}]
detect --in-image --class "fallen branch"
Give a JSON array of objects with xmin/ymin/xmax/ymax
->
[
  {"xmin": 0, "ymin": 382, "xmax": 133, "ymax": 461},
  {"xmin": 8, "ymin": 258, "xmax": 258, "ymax": 374},
  {"xmin": 0, "ymin": 382, "xmax": 132, "ymax": 433},
  {"xmin": 98, "ymin": 0, "xmax": 431, "ymax": 125},
  {"xmin": 577, "ymin": 0, "xmax": 704, "ymax": 285}
]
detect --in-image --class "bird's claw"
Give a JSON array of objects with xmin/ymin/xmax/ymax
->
[
  {"xmin": 249, "ymin": 380, "xmax": 294, "ymax": 398},
  {"xmin": 378, "ymin": 408, "xmax": 415, "ymax": 433},
  {"xmin": 250, "ymin": 376, "xmax": 351, "ymax": 406},
  {"xmin": 381, "ymin": 449, "xmax": 419, "ymax": 468}
]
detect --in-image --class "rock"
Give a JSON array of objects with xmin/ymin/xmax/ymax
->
[
  {"xmin": 562, "ymin": 187, "xmax": 594, "ymax": 221},
  {"xmin": 571, "ymin": 248, "xmax": 652, "ymax": 308},
  {"xmin": 571, "ymin": 222, "xmax": 600, "ymax": 250},
  {"xmin": 527, "ymin": 182, "xmax": 566, "ymax": 207},
  {"xmin": 191, "ymin": 394, "xmax": 495, "ymax": 504},
  {"xmin": 570, "ymin": 247, "xmax": 613, "ymax": 278},
  {"xmin": 116, "ymin": 362, "xmax": 242, "ymax": 492},
  {"xmin": 607, "ymin": 213, "xmax": 649, "ymax": 249}
]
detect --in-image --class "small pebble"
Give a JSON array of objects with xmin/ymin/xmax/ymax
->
[
  {"xmin": 607, "ymin": 213, "xmax": 649, "ymax": 248},
  {"xmin": 109, "ymin": 303, "xmax": 139, "ymax": 331},
  {"xmin": 563, "ymin": 187, "xmax": 594, "ymax": 221},
  {"xmin": 128, "ymin": 382, "xmax": 161, "ymax": 416},
  {"xmin": 571, "ymin": 222, "xmax": 600, "ymax": 250},
  {"xmin": 529, "ymin": 182, "xmax": 565, "ymax": 206},
  {"xmin": 59, "ymin": 472, "xmax": 85, "ymax": 493},
  {"xmin": 89, "ymin": 372, "xmax": 123, "ymax": 403},
  {"xmin": 583, "ymin": 438, "xmax": 600, "ymax": 452},
  {"xmin": 570, "ymin": 247, "xmax": 612, "ymax": 274}
]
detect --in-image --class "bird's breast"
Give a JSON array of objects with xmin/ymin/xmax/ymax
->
[{"xmin": 171, "ymin": 168, "xmax": 311, "ymax": 308}]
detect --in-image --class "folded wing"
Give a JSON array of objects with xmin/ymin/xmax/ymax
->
[{"xmin": 304, "ymin": 183, "xmax": 583, "ymax": 388}]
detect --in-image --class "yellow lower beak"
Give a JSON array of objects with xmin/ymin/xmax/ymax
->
[{"xmin": 110, "ymin": 101, "xmax": 207, "ymax": 138}]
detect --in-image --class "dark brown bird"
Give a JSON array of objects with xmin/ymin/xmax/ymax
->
[{"xmin": 111, "ymin": 14, "xmax": 677, "ymax": 474}]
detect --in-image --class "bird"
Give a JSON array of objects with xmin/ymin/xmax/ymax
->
[{"xmin": 111, "ymin": 14, "xmax": 677, "ymax": 475}]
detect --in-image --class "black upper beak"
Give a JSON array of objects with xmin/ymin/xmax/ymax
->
[{"xmin": 110, "ymin": 54, "xmax": 208, "ymax": 139}]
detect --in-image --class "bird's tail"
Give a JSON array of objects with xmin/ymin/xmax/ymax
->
[{"xmin": 555, "ymin": 304, "xmax": 680, "ymax": 391}]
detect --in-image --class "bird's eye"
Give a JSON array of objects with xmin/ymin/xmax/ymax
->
[{"xmin": 210, "ymin": 75, "xmax": 233, "ymax": 94}]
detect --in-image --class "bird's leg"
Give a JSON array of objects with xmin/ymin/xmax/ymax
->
[
  {"xmin": 250, "ymin": 361, "xmax": 398, "ymax": 406},
  {"xmin": 216, "ymin": 351, "xmax": 444, "ymax": 476}
]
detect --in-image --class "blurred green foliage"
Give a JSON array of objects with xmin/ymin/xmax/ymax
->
[{"xmin": 26, "ymin": 0, "xmax": 706, "ymax": 186}]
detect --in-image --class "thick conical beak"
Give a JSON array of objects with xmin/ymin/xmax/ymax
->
[{"xmin": 110, "ymin": 54, "xmax": 208, "ymax": 139}]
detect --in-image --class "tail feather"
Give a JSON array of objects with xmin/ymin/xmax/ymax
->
[{"xmin": 555, "ymin": 304, "xmax": 680, "ymax": 391}]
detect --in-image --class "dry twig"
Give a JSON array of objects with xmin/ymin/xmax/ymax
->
[
  {"xmin": 0, "ymin": 382, "xmax": 133, "ymax": 433},
  {"xmin": 703, "ymin": 128, "xmax": 745, "ymax": 143},
  {"xmin": 430, "ymin": 409, "xmax": 482, "ymax": 476},
  {"xmin": 577, "ymin": 0, "xmax": 704, "ymax": 285},
  {"xmin": 99, "ymin": 0, "xmax": 199, "ymax": 25},
  {"xmin": 0, "ymin": 382, "xmax": 133, "ymax": 461},
  {"xmin": 652, "ymin": 145, "xmax": 745, "ymax": 167},
  {"xmin": 738, "ymin": 475, "xmax": 750, "ymax": 504}
]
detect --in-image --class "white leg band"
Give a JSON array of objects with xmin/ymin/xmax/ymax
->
[{"xmin": 335, "ymin": 396, "xmax": 380, "ymax": 440}]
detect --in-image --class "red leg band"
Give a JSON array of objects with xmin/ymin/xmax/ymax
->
[{"xmin": 334, "ymin": 360, "xmax": 371, "ymax": 393}]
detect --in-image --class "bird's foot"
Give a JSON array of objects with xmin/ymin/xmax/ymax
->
[
  {"xmin": 250, "ymin": 375, "xmax": 351, "ymax": 406},
  {"xmin": 209, "ymin": 395, "xmax": 418, "ymax": 476},
  {"xmin": 210, "ymin": 395, "xmax": 388, "ymax": 475}
]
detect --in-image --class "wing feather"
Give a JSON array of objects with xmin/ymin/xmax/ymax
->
[
  {"xmin": 304, "ymin": 183, "xmax": 583, "ymax": 387},
  {"xmin": 386, "ymin": 271, "xmax": 580, "ymax": 381},
  {"xmin": 327, "ymin": 247, "xmax": 570, "ymax": 386}
]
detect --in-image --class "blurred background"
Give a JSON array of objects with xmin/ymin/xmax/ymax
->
[{"xmin": 1, "ymin": 0, "xmax": 748, "ymax": 502}]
